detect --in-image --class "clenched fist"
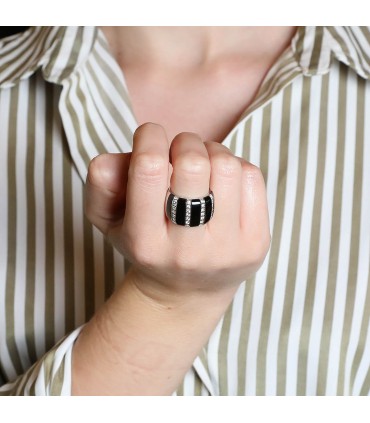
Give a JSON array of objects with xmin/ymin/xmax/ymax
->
[
  {"xmin": 73, "ymin": 123, "xmax": 271, "ymax": 395},
  {"xmin": 85, "ymin": 123, "xmax": 270, "ymax": 303}
]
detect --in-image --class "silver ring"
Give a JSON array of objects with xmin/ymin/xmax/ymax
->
[{"xmin": 165, "ymin": 188, "xmax": 214, "ymax": 227}]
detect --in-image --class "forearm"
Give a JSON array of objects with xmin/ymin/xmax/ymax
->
[{"xmin": 71, "ymin": 267, "xmax": 236, "ymax": 395}]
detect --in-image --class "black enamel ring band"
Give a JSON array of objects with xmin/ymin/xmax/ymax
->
[{"xmin": 165, "ymin": 188, "xmax": 215, "ymax": 227}]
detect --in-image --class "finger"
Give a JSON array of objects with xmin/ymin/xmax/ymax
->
[
  {"xmin": 124, "ymin": 123, "xmax": 170, "ymax": 235},
  {"xmin": 85, "ymin": 153, "xmax": 131, "ymax": 234},
  {"xmin": 203, "ymin": 141, "xmax": 242, "ymax": 231},
  {"xmin": 239, "ymin": 160, "xmax": 269, "ymax": 236},
  {"xmin": 169, "ymin": 132, "xmax": 211, "ymax": 198}
]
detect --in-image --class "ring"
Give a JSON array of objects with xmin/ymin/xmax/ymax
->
[{"xmin": 165, "ymin": 188, "xmax": 214, "ymax": 227}]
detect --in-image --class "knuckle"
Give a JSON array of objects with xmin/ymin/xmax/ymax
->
[
  {"xmin": 212, "ymin": 153, "xmax": 242, "ymax": 178},
  {"xmin": 172, "ymin": 248, "xmax": 200, "ymax": 272},
  {"xmin": 248, "ymin": 232, "xmax": 271, "ymax": 268},
  {"xmin": 130, "ymin": 152, "xmax": 168, "ymax": 180},
  {"xmin": 242, "ymin": 162, "xmax": 264, "ymax": 185},
  {"xmin": 175, "ymin": 154, "xmax": 210, "ymax": 176},
  {"xmin": 129, "ymin": 238, "xmax": 158, "ymax": 269},
  {"xmin": 86, "ymin": 154, "xmax": 108, "ymax": 186}
]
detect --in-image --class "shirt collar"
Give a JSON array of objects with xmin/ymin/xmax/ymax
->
[
  {"xmin": 0, "ymin": 26, "xmax": 369, "ymax": 89},
  {"xmin": 0, "ymin": 26, "xmax": 97, "ymax": 88},
  {"xmin": 292, "ymin": 26, "xmax": 370, "ymax": 79}
]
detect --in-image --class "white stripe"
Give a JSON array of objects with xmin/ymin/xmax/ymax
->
[
  {"xmin": 94, "ymin": 36, "xmax": 138, "ymax": 133},
  {"xmin": 244, "ymin": 91, "xmax": 284, "ymax": 395},
  {"xmin": 52, "ymin": 92, "xmax": 66, "ymax": 343},
  {"xmin": 206, "ymin": 315, "xmax": 224, "ymax": 396},
  {"xmin": 266, "ymin": 78, "xmax": 301, "ymax": 395},
  {"xmin": 226, "ymin": 282, "xmax": 246, "ymax": 395},
  {"xmin": 93, "ymin": 226, "xmax": 105, "ymax": 312},
  {"xmin": 352, "ymin": 322, "xmax": 370, "ymax": 394},
  {"xmin": 234, "ymin": 122, "xmax": 246, "ymax": 158},
  {"xmin": 344, "ymin": 81, "xmax": 370, "ymax": 394},
  {"xmin": 286, "ymin": 75, "xmax": 322, "ymax": 395},
  {"xmin": 59, "ymin": 73, "xmax": 99, "ymax": 179},
  {"xmin": 34, "ymin": 74, "xmax": 47, "ymax": 356},
  {"xmin": 182, "ymin": 367, "xmax": 196, "ymax": 395},
  {"xmin": 305, "ymin": 63, "xmax": 340, "ymax": 394},
  {"xmin": 14, "ymin": 78, "xmax": 31, "ymax": 370},
  {"xmin": 0, "ymin": 29, "xmax": 41, "ymax": 83},
  {"xmin": 299, "ymin": 27, "xmax": 316, "ymax": 71},
  {"xmin": 248, "ymin": 108, "xmax": 263, "ymax": 167},
  {"xmin": 82, "ymin": 62, "xmax": 129, "ymax": 152},
  {"xmin": 0, "ymin": 87, "xmax": 17, "ymax": 382},
  {"xmin": 72, "ymin": 166, "xmax": 86, "ymax": 328},
  {"xmin": 325, "ymin": 70, "xmax": 357, "ymax": 395},
  {"xmin": 45, "ymin": 27, "xmax": 79, "ymax": 83},
  {"xmin": 113, "ymin": 248, "xmax": 125, "ymax": 291}
]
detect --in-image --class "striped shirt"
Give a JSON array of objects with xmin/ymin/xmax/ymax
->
[{"xmin": 0, "ymin": 26, "xmax": 370, "ymax": 395}]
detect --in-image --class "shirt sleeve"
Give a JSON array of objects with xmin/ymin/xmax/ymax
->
[{"xmin": 0, "ymin": 326, "xmax": 83, "ymax": 396}]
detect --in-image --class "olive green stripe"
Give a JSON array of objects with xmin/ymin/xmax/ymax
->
[
  {"xmin": 251, "ymin": 60, "xmax": 297, "ymax": 110},
  {"xmin": 294, "ymin": 27, "xmax": 307, "ymax": 66},
  {"xmin": 74, "ymin": 69, "xmax": 108, "ymax": 157},
  {"xmin": 25, "ymin": 75, "xmax": 37, "ymax": 365},
  {"xmin": 0, "ymin": 27, "xmax": 41, "ymax": 72},
  {"xmin": 259, "ymin": 103, "xmax": 272, "ymax": 186},
  {"xmin": 41, "ymin": 27, "xmax": 68, "ymax": 80},
  {"xmin": 350, "ymin": 276, "xmax": 370, "ymax": 391},
  {"xmin": 241, "ymin": 119, "xmax": 252, "ymax": 162},
  {"xmin": 343, "ymin": 27, "xmax": 369, "ymax": 74},
  {"xmin": 217, "ymin": 297, "xmax": 233, "ymax": 395},
  {"xmin": 63, "ymin": 74, "xmax": 94, "ymax": 170},
  {"xmin": 337, "ymin": 74, "xmax": 365, "ymax": 395},
  {"xmin": 238, "ymin": 52, "xmax": 299, "ymax": 122},
  {"xmin": 43, "ymin": 83, "xmax": 56, "ymax": 349},
  {"xmin": 316, "ymin": 63, "xmax": 348, "ymax": 394},
  {"xmin": 0, "ymin": 28, "xmax": 53, "ymax": 86},
  {"xmin": 84, "ymin": 60, "xmax": 127, "ymax": 152},
  {"xmin": 359, "ymin": 364, "xmax": 370, "ymax": 395},
  {"xmin": 236, "ymin": 277, "xmax": 255, "ymax": 395},
  {"xmin": 5, "ymin": 84, "xmax": 24, "ymax": 374},
  {"xmin": 326, "ymin": 27, "xmax": 357, "ymax": 70},
  {"xmin": 309, "ymin": 27, "xmax": 324, "ymax": 71},
  {"xmin": 228, "ymin": 130, "xmax": 237, "ymax": 154},
  {"xmin": 282, "ymin": 77, "xmax": 311, "ymax": 396},
  {"xmin": 260, "ymin": 86, "xmax": 292, "ymax": 394},
  {"xmin": 287, "ymin": 77, "xmax": 312, "ymax": 394},
  {"xmin": 56, "ymin": 27, "xmax": 85, "ymax": 83},
  {"xmin": 83, "ymin": 215, "xmax": 95, "ymax": 321},
  {"xmin": 359, "ymin": 26, "xmax": 370, "ymax": 45},
  {"xmin": 104, "ymin": 240, "xmax": 115, "ymax": 301},
  {"xmin": 95, "ymin": 35, "xmax": 133, "ymax": 107},
  {"xmin": 87, "ymin": 46, "xmax": 134, "ymax": 144},
  {"xmin": 296, "ymin": 72, "xmax": 330, "ymax": 393},
  {"xmin": 60, "ymin": 127, "xmax": 75, "ymax": 334},
  {"xmin": 50, "ymin": 358, "xmax": 65, "ymax": 395},
  {"xmin": 176, "ymin": 378, "xmax": 185, "ymax": 395},
  {"xmin": 258, "ymin": 85, "xmax": 293, "ymax": 396},
  {"xmin": 350, "ymin": 123, "xmax": 370, "ymax": 391},
  {"xmin": 194, "ymin": 372, "xmax": 203, "ymax": 396}
]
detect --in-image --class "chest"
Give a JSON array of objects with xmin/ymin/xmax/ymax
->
[{"xmin": 121, "ymin": 63, "xmax": 268, "ymax": 144}]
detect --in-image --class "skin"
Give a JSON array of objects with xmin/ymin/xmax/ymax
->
[{"xmin": 71, "ymin": 27, "xmax": 294, "ymax": 395}]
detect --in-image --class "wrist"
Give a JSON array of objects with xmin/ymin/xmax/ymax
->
[{"xmin": 123, "ymin": 265, "xmax": 239, "ymax": 315}]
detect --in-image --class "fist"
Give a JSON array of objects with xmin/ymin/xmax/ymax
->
[{"xmin": 85, "ymin": 123, "xmax": 270, "ymax": 300}]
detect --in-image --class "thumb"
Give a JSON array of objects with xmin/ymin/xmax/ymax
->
[{"xmin": 84, "ymin": 152, "xmax": 132, "ymax": 234}]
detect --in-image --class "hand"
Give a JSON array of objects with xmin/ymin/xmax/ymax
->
[{"xmin": 84, "ymin": 123, "xmax": 270, "ymax": 303}]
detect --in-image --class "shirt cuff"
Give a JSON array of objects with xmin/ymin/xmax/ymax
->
[{"xmin": 0, "ymin": 326, "xmax": 83, "ymax": 396}]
